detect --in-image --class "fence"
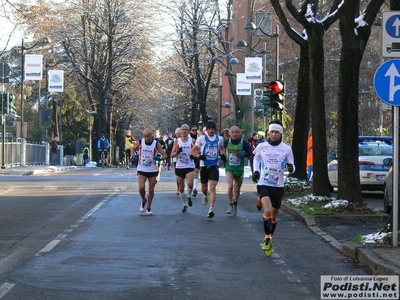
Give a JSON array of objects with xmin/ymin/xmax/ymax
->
[{"xmin": 0, "ymin": 140, "xmax": 53, "ymax": 167}]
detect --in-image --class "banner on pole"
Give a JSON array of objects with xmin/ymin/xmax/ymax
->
[
  {"xmin": 25, "ymin": 54, "xmax": 43, "ymax": 81},
  {"xmin": 48, "ymin": 70, "xmax": 64, "ymax": 92},
  {"xmin": 236, "ymin": 73, "xmax": 252, "ymax": 95},
  {"xmin": 245, "ymin": 57, "xmax": 262, "ymax": 83}
]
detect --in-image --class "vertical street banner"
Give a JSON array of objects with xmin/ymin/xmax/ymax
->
[
  {"xmin": 24, "ymin": 54, "xmax": 43, "ymax": 81},
  {"xmin": 48, "ymin": 70, "xmax": 64, "ymax": 92},
  {"xmin": 244, "ymin": 57, "xmax": 262, "ymax": 83},
  {"xmin": 236, "ymin": 73, "xmax": 252, "ymax": 95}
]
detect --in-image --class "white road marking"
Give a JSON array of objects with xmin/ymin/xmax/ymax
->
[
  {"xmin": 37, "ymin": 239, "xmax": 61, "ymax": 254},
  {"xmin": 0, "ymin": 282, "xmax": 15, "ymax": 299}
]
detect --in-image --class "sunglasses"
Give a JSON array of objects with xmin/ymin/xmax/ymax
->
[{"xmin": 191, "ymin": 129, "xmax": 198, "ymax": 131}]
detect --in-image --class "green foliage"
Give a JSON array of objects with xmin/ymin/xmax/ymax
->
[{"xmin": 352, "ymin": 234, "xmax": 365, "ymax": 244}]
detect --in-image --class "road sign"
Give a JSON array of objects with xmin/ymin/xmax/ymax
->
[
  {"xmin": 374, "ymin": 59, "xmax": 400, "ymax": 106},
  {"xmin": 382, "ymin": 11, "xmax": 400, "ymax": 58}
]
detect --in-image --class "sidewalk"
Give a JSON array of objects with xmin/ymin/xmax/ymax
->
[
  {"xmin": 237, "ymin": 177, "xmax": 400, "ymax": 276},
  {"xmin": 0, "ymin": 165, "xmax": 78, "ymax": 176},
  {"xmin": 2, "ymin": 165, "xmax": 400, "ymax": 276}
]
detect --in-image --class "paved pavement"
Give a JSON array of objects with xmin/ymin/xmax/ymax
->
[{"xmin": 1, "ymin": 165, "xmax": 400, "ymax": 276}]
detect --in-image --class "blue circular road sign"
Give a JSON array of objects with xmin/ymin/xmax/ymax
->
[{"xmin": 374, "ymin": 59, "xmax": 400, "ymax": 106}]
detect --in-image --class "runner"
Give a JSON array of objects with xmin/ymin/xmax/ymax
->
[
  {"xmin": 134, "ymin": 128, "xmax": 167, "ymax": 215},
  {"xmin": 223, "ymin": 126, "xmax": 251, "ymax": 216},
  {"xmin": 189, "ymin": 125, "xmax": 200, "ymax": 197},
  {"xmin": 153, "ymin": 130, "xmax": 166, "ymax": 183},
  {"xmin": 171, "ymin": 124, "xmax": 195, "ymax": 212},
  {"xmin": 190, "ymin": 121, "xmax": 225, "ymax": 218},
  {"xmin": 252, "ymin": 120, "xmax": 295, "ymax": 256}
]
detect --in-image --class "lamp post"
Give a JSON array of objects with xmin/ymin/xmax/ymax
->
[
  {"xmin": 211, "ymin": 83, "xmax": 232, "ymax": 132},
  {"xmin": 19, "ymin": 37, "xmax": 50, "ymax": 166}
]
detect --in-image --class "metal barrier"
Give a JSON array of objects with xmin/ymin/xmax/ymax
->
[{"xmin": 0, "ymin": 140, "xmax": 51, "ymax": 167}]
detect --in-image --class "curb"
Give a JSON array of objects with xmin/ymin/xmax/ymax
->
[{"xmin": 281, "ymin": 203, "xmax": 399, "ymax": 275}]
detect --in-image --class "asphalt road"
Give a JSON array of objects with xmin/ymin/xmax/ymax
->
[{"xmin": 0, "ymin": 167, "xmax": 371, "ymax": 299}]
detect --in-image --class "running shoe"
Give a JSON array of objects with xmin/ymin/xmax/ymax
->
[
  {"xmin": 182, "ymin": 205, "xmax": 188, "ymax": 213},
  {"xmin": 192, "ymin": 189, "xmax": 197, "ymax": 197},
  {"xmin": 140, "ymin": 199, "xmax": 147, "ymax": 212},
  {"xmin": 262, "ymin": 238, "xmax": 273, "ymax": 257},
  {"xmin": 146, "ymin": 207, "xmax": 153, "ymax": 215},
  {"xmin": 232, "ymin": 202, "xmax": 237, "ymax": 216},
  {"xmin": 207, "ymin": 208, "xmax": 215, "ymax": 218},
  {"xmin": 202, "ymin": 192, "xmax": 209, "ymax": 205},
  {"xmin": 256, "ymin": 197, "xmax": 262, "ymax": 211},
  {"xmin": 188, "ymin": 196, "xmax": 193, "ymax": 207},
  {"xmin": 226, "ymin": 204, "xmax": 233, "ymax": 214}
]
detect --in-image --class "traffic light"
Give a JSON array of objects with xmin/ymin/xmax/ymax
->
[
  {"xmin": 6, "ymin": 93, "xmax": 16, "ymax": 115},
  {"xmin": 262, "ymin": 90, "xmax": 272, "ymax": 116},
  {"xmin": 0, "ymin": 93, "xmax": 3, "ymax": 113},
  {"xmin": 269, "ymin": 80, "xmax": 284, "ymax": 112}
]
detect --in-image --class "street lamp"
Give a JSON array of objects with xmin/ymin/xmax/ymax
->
[
  {"xmin": 19, "ymin": 37, "xmax": 50, "ymax": 166},
  {"xmin": 211, "ymin": 83, "xmax": 232, "ymax": 132}
]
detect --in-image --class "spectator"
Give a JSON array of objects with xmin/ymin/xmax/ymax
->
[
  {"xmin": 64, "ymin": 141, "xmax": 76, "ymax": 166},
  {"xmin": 307, "ymin": 133, "xmax": 313, "ymax": 181},
  {"xmin": 75, "ymin": 135, "xmax": 86, "ymax": 166},
  {"xmin": 83, "ymin": 145, "xmax": 90, "ymax": 165}
]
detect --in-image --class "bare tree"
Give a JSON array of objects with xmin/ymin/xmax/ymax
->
[
  {"xmin": 161, "ymin": 0, "xmax": 233, "ymax": 126},
  {"xmin": 337, "ymin": 0, "xmax": 384, "ymax": 203}
]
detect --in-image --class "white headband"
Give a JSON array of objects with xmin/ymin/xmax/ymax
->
[{"xmin": 268, "ymin": 124, "xmax": 283, "ymax": 133}]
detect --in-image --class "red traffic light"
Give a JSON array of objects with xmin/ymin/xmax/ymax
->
[{"xmin": 268, "ymin": 80, "xmax": 284, "ymax": 94}]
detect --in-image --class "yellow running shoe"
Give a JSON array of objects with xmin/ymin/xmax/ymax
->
[{"xmin": 261, "ymin": 238, "xmax": 273, "ymax": 257}]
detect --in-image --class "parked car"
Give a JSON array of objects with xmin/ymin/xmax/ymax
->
[
  {"xmin": 328, "ymin": 136, "xmax": 393, "ymax": 192},
  {"xmin": 383, "ymin": 157, "xmax": 396, "ymax": 213}
]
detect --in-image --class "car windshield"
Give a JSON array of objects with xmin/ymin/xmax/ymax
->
[{"xmin": 359, "ymin": 143, "xmax": 393, "ymax": 156}]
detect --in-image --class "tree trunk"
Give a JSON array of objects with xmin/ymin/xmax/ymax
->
[
  {"xmin": 291, "ymin": 44, "xmax": 310, "ymax": 181},
  {"xmin": 336, "ymin": 0, "xmax": 384, "ymax": 203},
  {"xmin": 308, "ymin": 26, "xmax": 331, "ymax": 196}
]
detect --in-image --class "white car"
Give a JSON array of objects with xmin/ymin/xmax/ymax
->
[{"xmin": 327, "ymin": 136, "xmax": 392, "ymax": 192}]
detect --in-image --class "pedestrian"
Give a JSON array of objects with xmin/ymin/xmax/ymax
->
[
  {"xmin": 171, "ymin": 124, "xmax": 195, "ymax": 212},
  {"xmin": 50, "ymin": 136, "xmax": 59, "ymax": 165},
  {"xmin": 190, "ymin": 121, "xmax": 225, "ymax": 218},
  {"xmin": 189, "ymin": 125, "xmax": 200, "ymax": 197},
  {"xmin": 124, "ymin": 130, "xmax": 136, "ymax": 169},
  {"xmin": 75, "ymin": 135, "xmax": 86, "ymax": 166},
  {"xmin": 165, "ymin": 131, "xmax": 174, "ymax": 170},
  {"xmin": 307, "ymin": 132, "xmax": 313, "ymax": 181},
  {"xmin": 223, "ymin": 126, "xmax": 251, "ymax": 216},
  {"xmin": 134, "ymin": 128, "xmax": 167, "ymax": 215},
  {"xmin": 64, "ymin": 141, "xmax": 76, "ymax": 166},
  {"xmin": 252, "ymin": 119, "xmax": 295, "ymax": 256},
  {"xmin": 153, "ymin": 130, "xmax": 166, "ymax": 183},
  {"xmin": 83, "ymin": 145, "xmax": 90, "ymax": 165}
]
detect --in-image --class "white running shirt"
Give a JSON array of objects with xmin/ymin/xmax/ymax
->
[
  {"xmin": 137, "ymin": 138, "xmax": 158, "ymax": 173},
  {"xmin": 252, "ymin": 141, "xmax": 295, "ymax": 187},
  {"xmin": 175, "ymin": 137, "xmax": 195, "ymax": 169}
]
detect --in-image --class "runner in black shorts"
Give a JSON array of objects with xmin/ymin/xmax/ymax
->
[
  {"xmin": 252, "ymin": 120, "xmax": 295, "ymax": 256},
  {"xmin": 171, "ymin": 124, "xmax": 195, "ymax": 212},
  {"xmin": 190, "ymin": 121, "xmax": 225, "ymax": 218}
]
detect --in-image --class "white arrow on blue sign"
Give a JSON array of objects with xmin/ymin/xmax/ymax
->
[{"xmin": 374, "ymin": 59, "xmax": 400, "ymax": 106}]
